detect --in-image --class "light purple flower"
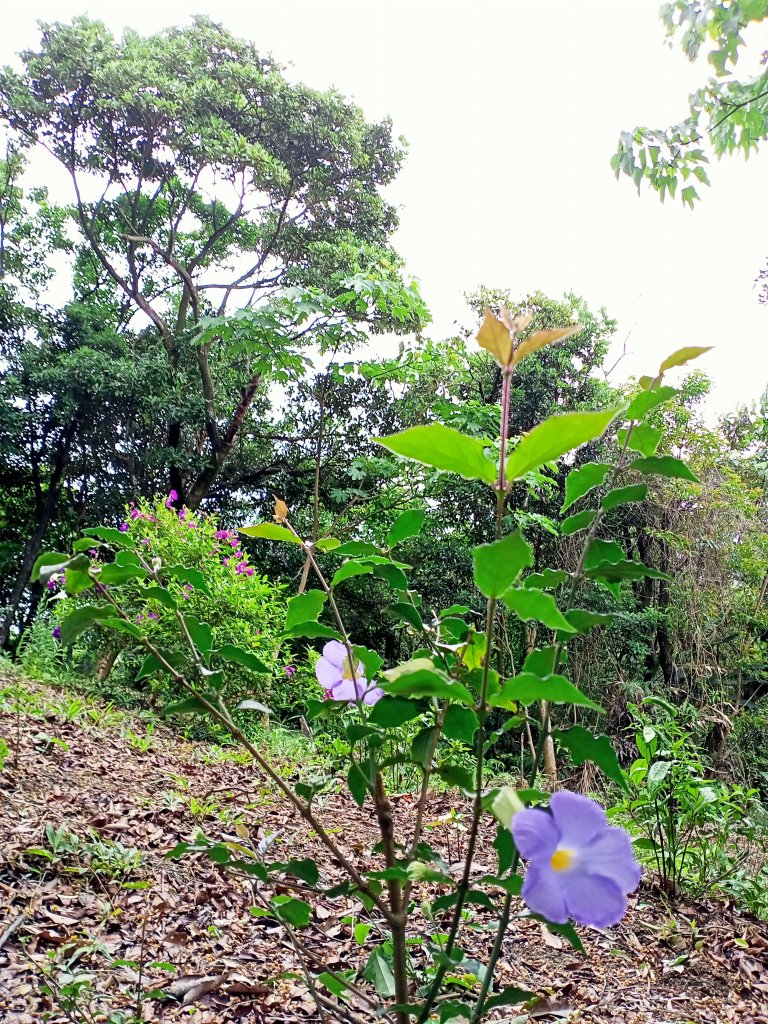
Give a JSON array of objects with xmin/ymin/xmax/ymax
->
[
  {"xmin": 315, "ymin": 640, "xmax": 383, "ymax": 705},
  {"xmin": 118, "ymin": 523, "xmax": 129, "ymax": 533},
  {"xmin": 512, "ymin": 791, "xmax": 641, "ymax": 928}
]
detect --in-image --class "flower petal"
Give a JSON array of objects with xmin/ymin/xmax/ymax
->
[
  {"xmin": 316, "ymin": 656, "xmax": 341, "ymax": 689},
  {"xmin": 549, "ymin": 791, "xmax": 607, "ymax": 848},
  {"xmin": 563, "ymin": 871, "xmax": 627, "ymax": 928},
  {"xmin": 521, "ymin": 862, "xmax": 568, "ymax": 923},
  {"xmin": 585, "ymin": 827, "xmax": 642, "ymax": 894},
  {"xmin": 512, "ymin": 808, "xmax": 559, "ymax": 861},
  {"xmin": 331, "ymin": 677, "xmax": 359, "ymax": 702},
  {"xmin": 322, "ymin": 640, "xmax": 347, "ymax": 668},
  {"xmin": 362, "ymin": 684, "xmax": 384, "ymax": 705}
]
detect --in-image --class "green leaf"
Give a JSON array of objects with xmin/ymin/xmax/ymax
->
[
  {"xmin": 332, "ymin": 541, "xmax": 380, "ymax": 557},
  {"xmin": 283, "ymin": 622, "xmax": 342, "ymax": 640},
  {"xmin": 435, "ymin": 763, "xmax": 475, "ymax": 792},
  {"xmin": 165, "ymin": 565, "xmax": 212, "ymax": 597},
  {"xmin": 411, "ymin": 726, "xmax": 438, "ymax": 768},
  {"xmin": 375, "ymin": 423, "xmax": 497, "ymax": 484},
  {"xmin": 283, "ymin": 858, "xmax": 319, "ymax": 886},
  {"xmin": 59, "ymin": 605, "xmax": 108, "ymax": 645},
  {"xmin": 331, "ymin": 561, "xmax": 374, "ymax": 587},
  {"xmin": 560, "ymin": 509, "xmax": 597, "ymax": 536},
  {"xmin": 363, "ymin": 948, "xmax": 396, "ymax": 999},
  {"xmin": 507, "ymin": 409, "xmax": 620, "ymax": 483},
  {"xmin": 354, "ymin": 922, "xmax": 373, "ymax": 945},
  {"xmin": 83, "ymin": 526, "xmax": 135, "ymax": 548},
  {"xmin": 99, "ymin": 562, "xmax": 148, "ymax": 585},
  {"xmin": 31, "ymin": 551, "xmax": 70, "ymax": 583},
  {"xmin": 285, "ymin": 590, "xmax": 327, "ymax": 630},
  {"xmin": 352, "ymin": 645, "xmax": 384, "ymax": 681},
  {"xmin": 387, "ymin": 509, "xmax": 425, "ymax": 547},
  {"xmin": 314, "ymin": 537, "xmax": 340, "ymax": 552},
  {"xmin": 140, "ymin": 586, "xmax": 177, "ymax": 610},
  {"xmin": 136, "ymin": 650, "xmax": 184, "ymax": 680},
  {"xmin": 182, "ymin": 615, "xmax": 213, "ymax": 657},
  {"xmin": 624, "ymin": 386, "xmax": 677, "ymax": 420},
  {"xmin": 501, "ymin": 589, "xmax": 576, "ymax": 633},
  {"xmin": 618, "ymin": 423, "xmax": 661, "ymax": 457},
  {"xmin": 271, "ymin": 895, "xmax": 311, "ymax": 928},
  {"xmin": 369, "ymin": 696, "xmax": 424, "ymax": 728},
  {"xmin": 473, "ymin": 531, "xmax": 534, "ymax": 598},
  {"xmin": 552, "ymin": 725, "xmax": 627, "ymax": 791},
  {"xmin": 240, "ymin": 523, "xmax": 303, "ymax": 544},
  {"xmin": 371, "ymin": 563, "xmax": 409, "ymax": 591},
  {"xmin": 442, "ymin": 705, "xmax": 479, "ymax": 744},
  {"xmin": 489, "ymin": 673, "xmax": 602, "ymax": 711},
  {"xmin": 347, "ymin": 762, "xmax": 370, "ymax": 807},
  {"xmin": 524, "ymin": 568, "xmax": 569, "ymax": 590},
  {"xmin": 631, "ymin": 455, "xmax": 698, "ymax": 483},
  {"xmin": 494, "ymin": 825, "xmax": 515, "ymax": 875},
  {"xmin": 485, "ymin": 986, "xmax": 535, "ymax": 1012},
  {"xmin": 217, "ymin": 643, "xmax": 269, "ymax": 675},
  {"xmin": 602, "ymin": 483, "xmax": 648, "ymax": 511},
  {"xmin": 97, "ymin": 617, "xmax": 142, "ymax": 638},
  {"xmin": 387, "ymin": 602, "xmax": 424, "ymax": 632},
  {"xmin": 561, "ymin": 609, "xmax": 613, "ymax": 635},
  {"xmin": 659, "ymin": 346, "xmax": 712, "ymax": 374},
  {"xmin": 381, "ymin": 659, "xmax": 475, "ymax": 706},
  {"xmin": 562, "ymin": 462, "xmax": 611, "ymax": 512}
]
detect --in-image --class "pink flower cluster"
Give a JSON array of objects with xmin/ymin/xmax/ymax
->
[{"xmin": 213, "ymin": 529, "xmax": 254, "ymax": 577}]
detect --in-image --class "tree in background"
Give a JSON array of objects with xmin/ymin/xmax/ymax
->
[{"xmin": 613, "ymin": 0, "xmax": 768, "ymax": 207}]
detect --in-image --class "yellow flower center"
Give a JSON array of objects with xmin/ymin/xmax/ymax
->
[{"xmin": 550, "ymin": 848, "xmax": 574, "ymax": 872}]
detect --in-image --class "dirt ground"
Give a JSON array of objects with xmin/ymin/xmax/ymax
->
[{"xmin": 1, "ymin": 675, "xmax": 767, "ymax": 1024}]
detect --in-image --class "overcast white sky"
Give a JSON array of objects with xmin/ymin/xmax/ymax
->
[{"xmin": 3, "ymin": 0, "xmax": 768, "ymax": 415}]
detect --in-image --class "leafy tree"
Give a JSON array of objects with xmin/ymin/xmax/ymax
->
[
  {"xmin": 0, "ymin": 15, "xmax": 427, "ymax": 510},
  {"xmin": 612, "ymin": 0, "xmax": 768, "ymax": 207}
]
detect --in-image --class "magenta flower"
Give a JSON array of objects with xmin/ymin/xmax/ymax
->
[
  {"xmin": 130, "ymin": 508, "xmax": 141, "ymax": 520},
  {"xmin": 512, "ymin": 791, "xmax": 641, "ymax": 928},
  {"xmin": 118, "ymin": 523, "xmax": 129, "ymax": 533},
  {"xmin": 165, "ymin": 490, "xmax": 179, "ymax": 508},
  {"xmin": 214, "ymin": 530, "xmax": 229, "ymax": 541},
  {"xmin": 284, "ymin": 665, "xmax": 297, "ymax": 678},
  {"xmin": 246, "ymin": 567, "xmax": 254, "ymax": 577},
  {"xmin": 315, "ymin": 640, "xmax": 383, "ymax": 705}
]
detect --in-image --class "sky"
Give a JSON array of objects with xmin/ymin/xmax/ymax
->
[{"xmin": 3, "ymin": 0, "xmax": 767, "ymax": 416}]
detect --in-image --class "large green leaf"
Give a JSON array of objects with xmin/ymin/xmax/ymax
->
[
  {"xmin": 59, "ymin": 605, "xmax": 109, "ymax": 646},
  {"xmin": 624, "ymin": 385, "xmax": 677, "ymax": 420},
  {"xmin": 285, "ymin": 590, "xmax": 327, "ymax": 630},
  {"xmin": 507, "ymin": 409, "xmax": 620, "ymax": 483},
  {"xmin": 473, "ymin": 530, "xmax": 533, "ymax": 598},
  {"xmin": 83, "ymin": 526, "xmax": 135, "ymax": 548},
  {"xmin": 659, "ymin": 346, "xmax": 712, "ymax": 373},
  {"xmin": 489, "ymin": 673, "xmax": 601, "ymax": 711},
  {"xmin": 552, "ymin": 725, "xmax": 627, "ymax": 791},
  {"xmin": 501, "ymin": 588, "xmax": 576, "ymax": 633},
  {"xmin": 368, "ymin": 696, "xmax": 425, "ymax": 728},
  {"xmin": 165, "ymin": 565, "xmax": 212, "ymax": 597},
  {"xmin": 387, "ymin": 509, "xmax": 425, "ymax": 547},
  {"xmin": 218, "ymin": 644, "xmax": 269, "ymax": 675},
  {"xmin": 331, "ymin": 561, "xmax": 374, "ymax": 587},
  {"xmin": 240, "ymin": 523, "xmax": 303, "ymax": 544},
  {"xmin": 182, "ymin": 615, "xmax": 213, "ymax": 658},
  {"xmin": 601, "ymin": 483, "xmax": 648, "ymax": 511},
  {"xmin": 283, "ymin": 622, "xmax": 342, "ymax": 640},
  {"xmin": 375, "ymin": 423, "xmax": 497, "ymax": 484},
  {"xmin": 562, "ymin": 462, "xmax": 611, "ymax": 512},
  {"xmin": 31, "ymin": 551, "xmax": 70, "ymax": 583},
  {"xmin": 381, "ymin": 659, "xmax": 475, "ymax": 705},
  {"xmin": 560, "ymin": 509, "xmax": 597, "ymax": 536},
  {"xmin": 631, "ymin": 455, "xmax": 698, "ymax": 483},
  {"xmin": 617, "ymin": 423, "xmax": 661, "ymax": 457}
]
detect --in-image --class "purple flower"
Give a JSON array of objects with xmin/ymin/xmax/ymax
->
[
  {"xmin": 245, "ymin": 567, "xmax": 254, "ymax": 577},
  {"xmin": 165, "ymin": 490, "xmax": 179, "ymax": 508},
  {"xmin": 511, "ymin": 791, "xmax": 641, "ymax": 928},
  {"xmin": 147, "ymin": 612, "xmax": 158, "ymax": 620},
  {"xmin": 284, "ymin": 665, "xmax": 297, "ymax": 678},
  {"xmin": 118, "ymin": 523, "xmax": 129, "ymax": 533},
  {"xmin": 52, "ymin": 626, "xmax": 61, "ymax": 640},
  {"xmin": 141, "ymin": 538, "xmax": 151, "ymax": 546},
  {"xmin": 315, "ymin": 640, "xmax": 383, "ymax": 705},
  {"xmin": 214, "ymin": 530, "xmax": 229, "ymax": 541},
  {"xmin": 130, "ymin": 508, "xmax": 141, "ymax": 520}
]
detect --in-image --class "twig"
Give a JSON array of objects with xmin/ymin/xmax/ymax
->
[{"xmin": 0, "ymin": 912, "xmax": 25, "ymax": 950}]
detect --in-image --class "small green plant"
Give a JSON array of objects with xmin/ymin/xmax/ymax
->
[
  {"xmin": 616, "ymin": 698, "xmax": 762, "ymax": 898},
  {"xmin": 26, "ymin": 824, "xmax": 144, "ymax": 880},
  {"xmin": 0, "ymin": 736, "xmax": 8, "ymax": 771},
  {"xmin": 122, "ymin": 720, "xmax": 155, "ymax": 753}
]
